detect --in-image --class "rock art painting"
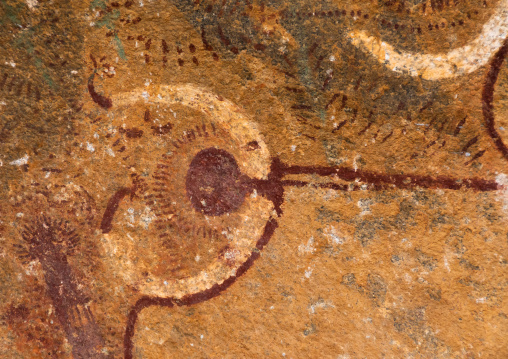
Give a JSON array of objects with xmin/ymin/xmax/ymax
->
[{"xmin": 0, "ymin": 0, "xmax": 507, "ymax": 358}]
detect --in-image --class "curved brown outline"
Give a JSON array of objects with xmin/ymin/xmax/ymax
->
[
  {"xmin": 482, "ymin": 37, "xmax": 508, "ymax": 161},
  {"xmin": 88, "ymin": 73, "xmax": 113, "ymax": 110},
  {"xmin": 123, "ymin": 217, "xmax": 278, "ymax": 359},
  {"xmin": 116, "ymin": 157, "xmax": 500, "ymax": 357},
  {"xmin": 88, "ymin": 54, "xmax": 113, "ymax": 110}
]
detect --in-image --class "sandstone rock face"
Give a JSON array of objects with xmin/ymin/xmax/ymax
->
[{"xmin": 0, "ymin": 1, "xmax": 507, "ymax": 358}]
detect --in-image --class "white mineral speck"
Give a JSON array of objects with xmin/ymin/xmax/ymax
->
[
  {"xmin": 304, "ymin": 267, "xmax": 313, "ymax": 278},
  {"xmin": 298, "ymin": 237, "xmax": 316, "ymax": 255}
]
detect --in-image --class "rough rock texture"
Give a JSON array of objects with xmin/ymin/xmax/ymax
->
[{"xmin": 0, "ymin": 0, "xmax": 507, "ymax": 358}]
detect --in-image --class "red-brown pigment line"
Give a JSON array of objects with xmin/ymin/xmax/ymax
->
[
  {"xmin": 22, "ymin": 218, "xmax": 107, "ymax": 358},
  {"xmin": 155, "ymin": 170, "xmax": 170, "ymax": 177},
  {"xmin": 325, "ymin": 93, "xmax": 340, "ymax": 110},
  {"xmin": 465, "ymin": 150, "xmax": 486, "ymax": 165},
  {"xmin": 161, "ymin": 39, "xmax": 170, "ymax": 54},
  {"xmin": 217, "ymin": 0, "xmax": 227, "ymax": 17},
  {"xmin": 217, "ymin": 25, "xmax": 231, "ymax": 46},
  {"xmin": 419, "ymin": 100, "xmax": 433, "ymax": 113},
  {"xmin": 340, "ymin": 94, "xmax": 348, "ymax": 110},
  {"xmin": 285, "ymin": 87, "xmax": 303, "ymax": 93},
  {"xmin": 158, "ymin": 203, "xmax": 174, "ymax": 210},
  {"xmin": 354, "ymin": 76, "xmax": 362, "ymax": 91},
  {"xmin": 302, "ymin": 133, "xmax": 317, "ymax": 141},
  {"xmin": 322, "ymin": 71, "xmax": 333, "ymax": 89},
  {"xmin": 413, "ymin": 140, "xmax": 439, "ymax": 159},
  {"xmin": 0, "ymin": 73, "xmax": 8, "ymax": 90},
  {"xmin": 425, "ymin": 140, "xmax": 437, "ymax": 149},
  {"xmin": 358, "ymin": 121, "xmax": 373, "ymax": 135},
  {"xmin": 283, "ymin": 53, "xmax": 293, "ymax": 67},
  {"xmin": 279, "ymin": 163, "xmax": 500, "ymax": 191},
  {"xmin": 277, "ymin": 69, "xmax": 296, "ymax": 79},
  {"xmin": 350, "ymin": 108, "xmax": 358, "ymax": 123},
  {"xmin": 88, "ymin": 73, "xmax": 112, "ymax": 109},
  {"xmin": 90, "ymin": 54, "xmax": 98, "ymax": 69},
  {"xmin": 201, "ymin": 26, "xmax": 214, "ymax": 51},
  {"xmin": 314, "ymin": 55, "xmax": 324, "ymax": 71},
  {"xmin": 308, "ymin": 42, "xmax": 318, "ymax": 57},
  {"xmin": 461, "ymin": 136, "xmax": 478, "ymax": 152},
  {"xmin": 291, "ymin": 104, "xmax": 312, "ymax": 110},
  {"xmin": 120, "ymin": 146, "xmax": 501, "ymax": 357},
  {"xmin": 391, "ymin": 101, "xmax": 404, "ymax": 116},
  {"xmin": 254, "ymin": 43, "xmax": 266, "ymax": 51},
  {"xmin": 482, "ymin": 36, "xmax": 508, "ymax": 161},
  {"xmin": 436, "ymin": 118, "xmax": 448, "ymax": 133},
  {"xmin": 372, "ymin": 129, "xmax": 380, "ymax": 140},
  {"xmin": 332, "ymin": 120, "xmax": 348, "ymax": 133},
  {"xmin": 123, "ymin": 219, "xmax": 279, "ymax": 359},
  {"xmin": 454, "ymin": 116, "xmax": 467, "ymax": 135},
  {"xmin": 100, "ymin": 187, "xmax": 134, "ymax": 233},
  {"xmin": 41, "ymin": 168, "xmax": 62, "ymax": 173},
  {"xmin": 297, "ymin": 115, "xmax": 322, "ymax": 130},
  {"xmin": 424, "ymin": 117, "xmax": 438, "ymax": 134}
]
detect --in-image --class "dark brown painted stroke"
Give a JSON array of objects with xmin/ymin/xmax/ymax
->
[
  {"xmin": 119, "ymin": 157, "xmax": 501, "ymax": 357},
  {"xmin": 87, "ymin": 73, "xmax": 112, "ymax": 109},
  {"xmin": 21, "ymin": 218, "xmax": 106, "ymax": 358},
  {"xmin": 123, "ymin": 218, "xmax": 278, "ymax": 359},
  {"xmin": 103, "ymin": 156, "xmax": 501, "ymax": 248},
  {"xmin": 276, "ymin": 162, "xmax": 500, "ymax": 192},
  {"xmin": 101, "ymin": 187, "xmax": 134, "ymax": 233},
  {"xmin": 482, "ymin": 36, "xmax": 508, "ymax": 161}
]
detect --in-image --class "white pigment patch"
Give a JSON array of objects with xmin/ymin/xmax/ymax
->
[
  {"xmin": 323, "ymin": 225, "xmax": 346, "ymax": 245},
  {"xmin": 9, "ymin": 155, "xmax": 29, "ymax": 166},
  {"xmin": 298, "ymin": 237, "xmax": 316, "ymax": 255}
]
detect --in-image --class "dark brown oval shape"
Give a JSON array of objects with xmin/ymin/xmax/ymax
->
[{"xmin": 186, "ymin": 148, "xmax": 248, "ymax": 216}]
